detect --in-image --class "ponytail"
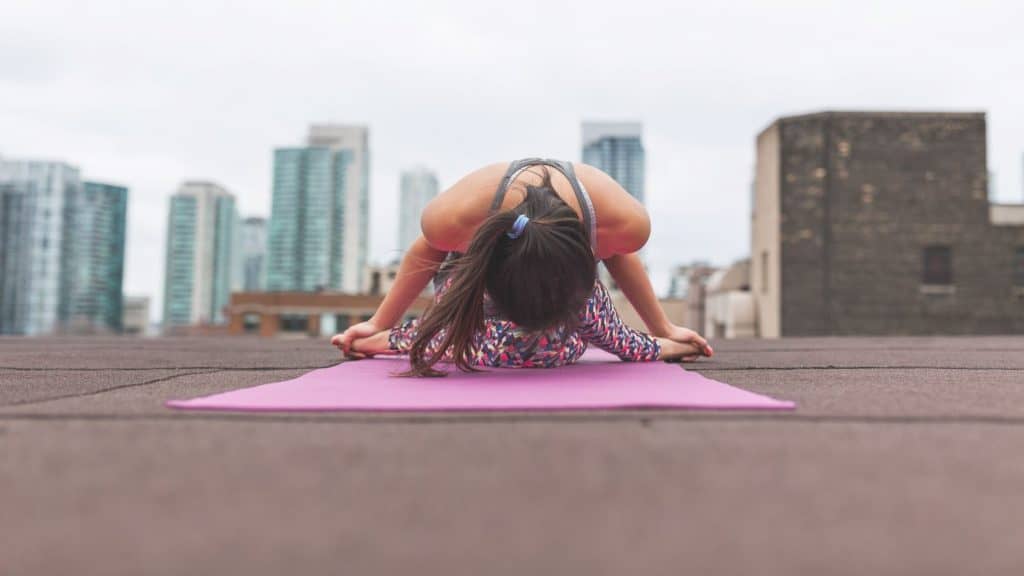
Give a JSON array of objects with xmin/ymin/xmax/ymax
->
[{"xmin": 402, "ymin": 210, "xmax": 520, "ymax": 377}]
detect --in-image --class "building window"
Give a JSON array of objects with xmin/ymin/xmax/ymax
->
[
  {"xmin": 242, "ymin": 313, "xmax": 260, "ymax": 333},
  {"xmin": 280, "ymin": 314, "xmax": 309, "ymax": 332},
  {"xmin": 334, "ymin": 315, "xmax": 351, "ymax": 331},
  {"xmin": 922, "ymin": 246, "xmax": 952, "ymax": 285},
  {"xmin": 1014, "ymin": 247, "xmax": 1024, "ymax": 286}
]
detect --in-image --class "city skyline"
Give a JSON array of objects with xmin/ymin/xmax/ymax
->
[
  {"xmin": 3, "ymin": 0, "xmax": 1024, "ymax": 321},
  {"xmin": 7, "ymin": 112, "xmax": 1024, "ymax": 326}
]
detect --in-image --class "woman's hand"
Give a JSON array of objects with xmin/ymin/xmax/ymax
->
[
  {"xmin": 331, "ymin": 328, "xmax": 396, "ymax": 360},
  {"xmin": 655, "ymin": 337, "xmax": 705, "ymax": 363},
  {"xmin": 331, "ymin": 320, "xmax": 382, "ymax": 359},
  {"xmin": 353, "ymin": 331, "xmax": 398, "ymax": 358},
  {"xmin": 660, "ymin": 324, "xmax": 713, "ymax": 360}
]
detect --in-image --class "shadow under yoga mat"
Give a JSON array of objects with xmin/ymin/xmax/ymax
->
[{"xmin": 167, "ymin": 349, "xmax": 795, "ymax": 412}]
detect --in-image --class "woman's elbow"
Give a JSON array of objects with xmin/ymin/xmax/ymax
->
[{"xmin": 624, "ymin": 210, "xmax": 651, "ymax": 252}]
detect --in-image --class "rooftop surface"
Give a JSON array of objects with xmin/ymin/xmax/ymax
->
[{"xmin": 3, "ymin": 335, "xmax": 1024, "ymax": 575}]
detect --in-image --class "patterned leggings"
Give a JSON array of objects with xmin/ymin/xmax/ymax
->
[{"xmin": 388, "ymin": 278, "xmax": 661, "ymax": 368}]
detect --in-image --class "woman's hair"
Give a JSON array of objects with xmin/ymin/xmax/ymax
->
[{"xmin": 403, "ymin": 169, "xmax": 596, "ymax": 377}]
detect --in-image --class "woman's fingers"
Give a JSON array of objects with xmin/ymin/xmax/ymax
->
[
  {"xmin": 684, "ymin": 332, "xmax": 712, "ymax": 357},
  {"xmin": 689, "ymin": 334, "xmax": 712, "ymax": 356},
  {"xmin": 334, "ymin": 329, "xmax": 368, "ymax": 357},
  {"xmin": 332, "ymin": 332, "xmax": 357, "ymax": 356},
  {"xmin": 348, "ymin": 331, "xmax": 394, "ymax": 359},
  {"xmin": 337, "ymin": 323, "xmax": 374, "ymax": 355}
]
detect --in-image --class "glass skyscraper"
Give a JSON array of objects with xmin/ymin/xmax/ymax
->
[
  {"xmin": 267, "ymin": 125, "xmax": 369, "ymax": 293},
  {"xmin": 398, "ymin": 167, "xmax": 439, "ymax": 255},
  {"xmin": 581, "ymin": 122, "xmax": 646, "ymax": 203},
  {"xmin": 162, "ymin": 181, "xmax": 240, "ymax": 327},
  {"xmin": 60, "ymin": 181, "xmax": 128, "ymax": 332},
  {"xmin": 241, "ymin": 216, "xmax": 267, "ymax": 291},
  {"xmin": 0, "ymin": 159, "xmax": 128, "ymax": 334},
  {"xmin": 0, "ymin": 160, "xmax": 78, "ymax": 335}
]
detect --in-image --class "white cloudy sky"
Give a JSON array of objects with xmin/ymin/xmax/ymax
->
[{"xmin": 2, "ymin": 0, "xmax": 1023, "ymax": 320}]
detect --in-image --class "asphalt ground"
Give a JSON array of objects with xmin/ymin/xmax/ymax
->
[{"xmin": 3, "ymin": 335, "xmax": 1024, "ymax": 575}]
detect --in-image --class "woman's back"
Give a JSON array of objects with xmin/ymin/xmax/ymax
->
[{"xmin": 420, "ymin": 161, "xmax": 650, "ymax": 260}]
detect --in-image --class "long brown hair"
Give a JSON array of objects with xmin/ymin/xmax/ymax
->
[{"xmin": 404, "ymin": 169, "xmax": 596, "ymax": 377}]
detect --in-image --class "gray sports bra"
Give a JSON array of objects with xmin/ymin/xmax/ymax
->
[{"xmin": 490, "ymin": 158, "xmax": 599, "ymax": 255}]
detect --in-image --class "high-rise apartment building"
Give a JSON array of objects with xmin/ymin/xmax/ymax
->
[
  {"xmin": 0, "ymin": 159, "xmax": 79, "ymax": 334},
  {"xmin": 581, "ymin": 121, "xmax": 645, "ymax": 203},
  {"xmin": 241, "ymin": 217, "xmax": 267, "ymax": 291},
  {"xmin": 0, "ymin": 160, "xmax": 128, "ymax": 334},
  {"xmin": 60, "ymin": 181, "xmax": 128, "ymax": 332},
  {"xmin": 267, "ymin": 124, "xmax": 369, "ymax": 293},
  {"xmin": 398, "ymin": 167, "xmax": 439, "ymax": 254},
  {"xmin": 163, "ymin": 181, "xmax": 239, "ymax": 327}
]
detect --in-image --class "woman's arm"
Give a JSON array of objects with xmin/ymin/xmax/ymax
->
[
  {"xmin": 333, "ymin": 235, "xmax": 446, "ymax": 357},
  {"xmin": 335, "ymin": 165, "xmax": 501, "ymax": 357},
  {"xmin": 604, "ymin": 252, "xmax": 713, "ymax": 358},
  {"xmin": 578, "ymin": 281, "xmax": 661, "ymax": 361},
  {"xmin": 603, "ymin": 253, "xmax": 671, "ymax": 336},
  {"xmin": 370, "ymin": 235, "xmax": 446, "ymax": 328},
  {"xmin": 575, "ymin": 164, "xmax": 713, "ymax": 358}
]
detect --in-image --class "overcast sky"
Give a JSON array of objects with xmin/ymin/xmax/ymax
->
[{"xmin": 2, "ymin": 0, "xmax": 1022, "ymax": 320}]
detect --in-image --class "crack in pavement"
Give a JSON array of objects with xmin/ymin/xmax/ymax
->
[{"xmin": 1, "ymin": 370, "xmax": 223, "ymax": 408}]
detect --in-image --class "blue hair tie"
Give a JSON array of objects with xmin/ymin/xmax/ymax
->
[{"xmin": 506, "ymin": 214, "xmax": 530, "ymax": 239}]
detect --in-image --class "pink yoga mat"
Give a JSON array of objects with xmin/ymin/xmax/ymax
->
[{"xmin": 167, "ymin": 349, "xmax": 794, "ymax": 412}]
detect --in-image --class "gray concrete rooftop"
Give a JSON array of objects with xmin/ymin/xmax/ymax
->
[{"xmin": 3, "ymin": 335, "xmax": 1024, "ymax": 575}]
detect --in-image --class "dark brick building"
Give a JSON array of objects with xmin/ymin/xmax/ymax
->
[{"xmin": 751, "ymin": 111, "xmax": 1024, "ymax": 336}]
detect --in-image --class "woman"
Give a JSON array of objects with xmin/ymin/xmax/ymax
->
[{"xmin": 333, "ymin": 158, "xmax": 712, "ymax": 376}]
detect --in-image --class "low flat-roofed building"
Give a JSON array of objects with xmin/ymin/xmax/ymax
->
[
  {"xmin": 227, "ymin": 292, "xmax": 432, "ymax": 338},
  {"xmin": 610, "ymin": 293, "xmax": 688, "ymax": 334},
  {"xmin": 704, "ymin": 259, "xmax": 756, "ymax": 339},
  {"xmin": 122, "ymin": 296, "xmax": 151, "ymax": 336}
]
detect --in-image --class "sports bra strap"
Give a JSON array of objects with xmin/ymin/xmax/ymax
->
[{"xmin": 490, "ymin": 158, "xmax": 598, "ymax": 254}]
